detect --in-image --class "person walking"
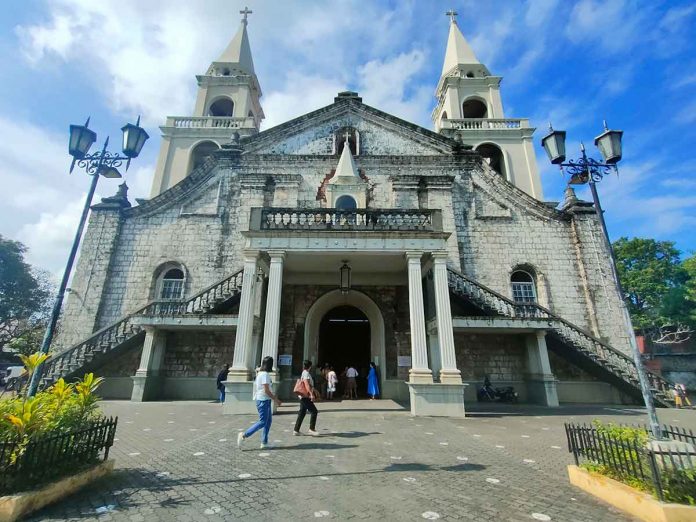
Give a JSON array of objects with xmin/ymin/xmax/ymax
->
[
  {"xmin": 678, "ymin": 383, "xmax": 692, "ymax": 408},
  {"xmin": 326, "ymin": 366, "xmax": 337, "ymax": 400},
  {"xmin": 346, "ymin": 365, "xmax": 358, "ymax": 399},
  {"xmin": 237, "ymin": 356, "xmax": 281, "ymax": 449},
  {"xmin": 367, "ymin": 362, "xmax": 379, "ymax": 400},
  {"xmin": 673, "ymin": 384, "xmax": 683, "ymax": 408},
  {"xmin": 216, "ymin": 363, "xmax": 229, "ymax": 404},
  {"xmin": 294, "ymin": 360, "xmax": 320, "ymax": 436}
]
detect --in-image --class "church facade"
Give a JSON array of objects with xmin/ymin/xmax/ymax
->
[{"xmin": 49, "ymin": 14, "xmax": 672, "ymax": 416}]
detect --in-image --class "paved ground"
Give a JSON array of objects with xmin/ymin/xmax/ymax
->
[{"xmin": 29, "ymin": 400, "xmax": 696, "ymax": 521}]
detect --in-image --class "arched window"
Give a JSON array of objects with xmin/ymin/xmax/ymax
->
[
  {"xmin": 208, "ymin": 98, "xmax": 234, "ymax": 117},
  {"xmin": 189, "ymin": 141, "xmax": 220, "ymax": 173},
  {"xmin": 160, "ymin": 268, "xmax": 185, "ymax": 300},
  {"xmin": 462, "ymin": 98, "xmax": 487, "ymax": 118},
  {"xmin": 511, "ymin": 270, "xmax": 536, "ymax": 303},
  {"xmin": 476, "ymin": 143, "xmax": 506, "ymax": 178},
  {"xmin": 335, "ymin": 195, "xmax": 357, "ymax": 210}
]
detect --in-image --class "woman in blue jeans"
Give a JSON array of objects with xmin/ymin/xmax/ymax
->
[{"xmin": 237, "ymin": 356, "xmax": 282, "ymax": 449}]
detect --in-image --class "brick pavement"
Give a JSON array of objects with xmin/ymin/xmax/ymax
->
[{"xmin": 29, "ymin": 401, "xmax": 696, "ymax": 521}]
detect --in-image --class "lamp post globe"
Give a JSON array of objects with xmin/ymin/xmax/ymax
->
[
  {"xmin": 121, "ymin": 116, "xmax": 150, "ymax": 159},
  {"xmin": 541, "ymin": 124, "xmax": 567, "ymax": 165},
  {"xmin": 594, "ymin": 121, "xmax": 623, "ymax": 164}
]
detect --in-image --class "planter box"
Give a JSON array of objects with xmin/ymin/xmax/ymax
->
[
  {"xmin": 0, "ymin": 459, "xmax": 114, "ymax": 522},
  {"xmin": 567, "ymin": 465, "xmax": 696, "ymax": 522}
]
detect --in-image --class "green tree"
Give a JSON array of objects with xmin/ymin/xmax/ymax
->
[
  {"xmin": 612, "ymin": 237, "xmax": 691, "ymax": 335},
  {"xmin": 0, "ymin": 235, "xmax": 51, "ymax": 347},
  {"xmin": 683, "ymin": 254, "xmax": 696, "ymax": 324}
]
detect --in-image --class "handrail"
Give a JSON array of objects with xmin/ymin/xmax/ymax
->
[
  {"xmin": 43, "ymin": 268, "xmax": 244, "ymax": 383},
  {"xmin": 446, "ymin": 267, "xmax": 673, "ymax": 402}
]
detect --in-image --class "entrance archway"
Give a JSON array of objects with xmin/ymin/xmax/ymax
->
[
  {"xmin": 304, "ymin": 289, "xmax": 385, "ymax": 391},
  {"xmin": 319, "ymin": 305, "xmax": 370, "ymax": 396}
]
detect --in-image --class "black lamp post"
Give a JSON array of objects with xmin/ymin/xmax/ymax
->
[
  {"xmin": 541, "ymin": 121, "xmax": 662, "ymax": 439},
  {"xmin": 27, "ymin": 117, "xmax": 149, "ymax": 397}
]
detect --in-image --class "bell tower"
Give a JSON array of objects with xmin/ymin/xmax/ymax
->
[
  {"xmin": 433, "ymin": 11, "xmax": 543, "ymax": 199},
  {"xmin": 150, "ymin": 7, "xmax": 264, "ymax": 196}
]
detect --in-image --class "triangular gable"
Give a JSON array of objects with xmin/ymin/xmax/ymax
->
[{"xmin": 243, "ymin": 97, "xmax": 456, "ymax": 156}]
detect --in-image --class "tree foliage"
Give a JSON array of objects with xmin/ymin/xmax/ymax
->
[
  {"xmin": 0, "ymin": 235, "xmax": 52, "ymax": 347},
  {"xmin": 613, "ymin": 237, "xmax": 695, "ymax": 338}
]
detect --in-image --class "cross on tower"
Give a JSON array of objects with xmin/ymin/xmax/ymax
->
[
  {"xmin": 445, "ymin": 9, "xmax": 458, "ymax": 23},
  {"xmin": 343, "ymin": 130, "xmax": 351, "ymax": 145},
  {"xmin": 240, "ymin": 6, "xmax": 252, "ymax": 25}
]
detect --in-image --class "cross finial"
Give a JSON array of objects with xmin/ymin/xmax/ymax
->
[
  {"xmin": 446, "ymin": 9, "xmax": 458, "ymax": 23},
  {"xmin": 240, "ymin": 6, "xmax": 252, "ymax": 25},
  {"xmin": 343, "ymin": 130, "xmax": 351, "ymax": 145}
]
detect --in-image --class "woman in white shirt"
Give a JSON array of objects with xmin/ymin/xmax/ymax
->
[{"xmin": 237, "ymin": 356, "xmax": 282, "ymax": 449}]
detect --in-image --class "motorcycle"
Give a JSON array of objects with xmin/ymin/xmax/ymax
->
[{"xmin": 476, "ymin": 377, "xmax": 518, "ymax": 403}]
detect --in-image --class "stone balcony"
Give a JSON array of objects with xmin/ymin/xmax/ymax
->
[
  {"xmin": 249, "ymin": 207, "xmax": 443, "ymax": 232},
  {"xmin": 441, "ymin": 118, "xmax": 530, "ymax": 131},
  {"xmin": 164, "ymin": 116, "xmax": 253, "ymax": 129}
]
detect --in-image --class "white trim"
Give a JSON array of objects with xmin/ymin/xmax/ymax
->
[{"xmin": 303, "ymin": 289, "xmax": 386, "ymax": 384}]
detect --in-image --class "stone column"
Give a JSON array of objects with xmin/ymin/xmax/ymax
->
[
  {"xmin": 261, "ymin": 250, "xmax": 285, "ymax": 373},
  {"xmin": 228, "ymin": 251, "xmax": 259, "ymax": 382},
  {"xmin": 131, "ymin": 327, "xmax": 165, "ymax": 401},
  {"xmin": 432, "ymin": 252, "xmax": 462, "ymax": 384},
  {"xmin": 406, "ymin": 251, "xmax": 432, "ymax": 383},
  {"xmin": 525, "ymin": 331, "xmax": 559, "ymax": 407}
]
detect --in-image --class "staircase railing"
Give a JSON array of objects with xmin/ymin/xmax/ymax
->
[
  {"xmin": 446, "ymin": 268, "xmax": 673, "ymax": 404},
  {"xmin": 43, "ymin": 268, "xmax": 244, "ymax": 385}
]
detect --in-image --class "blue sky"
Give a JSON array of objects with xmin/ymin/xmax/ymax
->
[{"xmin": 0, "ymin": 0, "xmax": 695, "ymax": 276}]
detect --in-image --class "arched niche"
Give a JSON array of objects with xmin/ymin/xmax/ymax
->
[
  {"xmin": 475, "ymin": 143, "xmax": 507, "ymax": 178},
  {"xmin": 208, "ymin": 97, "xmax": 234, "ymax": 117},
  {"xmin": 304, "ymin": 290, "xmax": 386, "ymax": 379},
  {"xmin": 189, "ymin": 140, "xmax": 220, "ymax": 174},
  {"xmin": 462, "ymin": 97, "xmax": 488, "ymax": 118}
]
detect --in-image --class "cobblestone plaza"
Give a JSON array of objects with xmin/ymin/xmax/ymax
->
[{"xmin": 29, "ymin": 401, "xmax": 696, "ymax": 521}]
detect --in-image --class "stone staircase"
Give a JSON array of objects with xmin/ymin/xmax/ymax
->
[
  {"xmin": 447, "ymin": 268, "xmax": 674, "ymax": 407},
  {"xmin": 42, "ymin": 268, "xmax": 244, "ymax": 387}
]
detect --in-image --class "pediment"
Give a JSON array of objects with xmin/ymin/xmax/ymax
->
[{"xmin": 243, "ymin": 99, "xmax": 455, "ymax": 156}]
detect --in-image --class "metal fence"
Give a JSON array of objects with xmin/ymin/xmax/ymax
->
[
  {"xmin": 565, "ymin": 422, "xmax": 696, "ymax": 502},
  {"xmin": 0, "ymin": 417, "xmax": 118, "ymax": 494}
]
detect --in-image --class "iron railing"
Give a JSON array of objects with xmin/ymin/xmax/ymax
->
[
  {"xmin": 446, "ymin": 268, "xmax": 674, "ymax": 405},
  {"xmin": 0, "ymin": 417, "xmax": 117, "ymax": 494},
  {"xmin": 565, "ymin": 422, "xmax": 696, "ymax": 503},
  {"xmin": 250, "ymin": 207, "xmax": 442, "ymax": 232},
  {"xmin": 42, "ymin": 269, "xmax": 244, "ymax": 386}
]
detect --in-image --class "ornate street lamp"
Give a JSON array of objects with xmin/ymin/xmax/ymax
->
[
  {"xmin": 339, "ymin": 261, "xmax": 352, "ymax": 294},
  {"xmin": 27, "ymin": 117, "xmax": 149, "ymax": 397},
  {"xmin": 542, "ymin": 121, "xmax": 662, "ymax": 440}
]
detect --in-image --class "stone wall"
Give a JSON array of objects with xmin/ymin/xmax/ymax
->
[
  {"xmin": 454, "ymin": 333, "xmax": 526, "ymax": 381},
  {"xmin": 163, "ymin": 331, "xmax": 235, "ymax": 377}
]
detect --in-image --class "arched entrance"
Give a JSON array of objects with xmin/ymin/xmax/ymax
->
[
  {"xmin": 304, "ymin": 289, "xmax": 386, "ymax": 393},
  {"xmin": 319, "ymin": 305, "xmax": 370, "ymax": 396}
]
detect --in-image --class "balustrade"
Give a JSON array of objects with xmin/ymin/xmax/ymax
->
[
  {"xmin": 167, "ymin": 116, "xmax": 248, "ymax": 129},
  {"xmin": 253, "ymin": 207, "xmax": 441, "ymax": 232},
  {"xmin": 445, "ymin": 118, "xmax": 528, "ymax": 130}
]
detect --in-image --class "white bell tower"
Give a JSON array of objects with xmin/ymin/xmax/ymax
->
[
  {"xmin": 150, "ymin": 7, "xmax": 264, "ymax": 196},
  {"xmin": 433, "ymin": 11, "xmax": 543, "ymax": 199}
]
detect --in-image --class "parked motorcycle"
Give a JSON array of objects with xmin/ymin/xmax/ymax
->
[{"xmin": 476, "ymin": 376, "xmax": 518, "ymax": 403}]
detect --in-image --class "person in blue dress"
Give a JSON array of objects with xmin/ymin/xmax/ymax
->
[{"xmin": 367, "ymin": 362, "xmax": 379, "ymax": 400}]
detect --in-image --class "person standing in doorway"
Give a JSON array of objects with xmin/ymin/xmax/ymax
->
[
  {"xmin": 326, "ymin": 366, "xmax": 337, "ymax": 400},
  {"xmin": 346, "ymin": 365, "xmax": 358, "ymax": 399},
  {"xmin": 367, "ymin": 362, "xmax": 380, "ymax": 400},
  {"xmin": 237, "ymin": 356, "xmax": 282, "ymax": 449},
  {"xmin": 216, "ymin": 363, "xmax": 230, "ymax": 404},
  {"xmin": 294, "ymin": 360, "xmax": 320, "ymax": 436}
]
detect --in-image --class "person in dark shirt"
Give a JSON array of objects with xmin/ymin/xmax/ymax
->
[{"xmin": 216, "ymin": 364, "xmax": 230, "ymax": 404}]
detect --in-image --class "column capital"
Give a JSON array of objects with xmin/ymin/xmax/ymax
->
[
  {"xmin": 431, "ymin": 251, "xmax": 449, "ymax": 262},
  {"xmin": 242, "ymin": 249, "xmax": 260, "ymax": 263},
  {"xmin": 405, "ymin": 251, "xmax": 424, "ymax": 262},
  {"xmin": 266, "ymin": 250, "xmax": 286, "ymax": 261}
]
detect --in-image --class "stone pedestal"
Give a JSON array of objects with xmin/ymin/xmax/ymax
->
[
  {"xmin": 526, "ymin": 373, "xmax": 559, "ymax": 407},
  {"xmin": 222, "ymin": 381, "xmax": 256, "ymax": 415},
  {"xmin": 131, "ymin": 373, "xmax": 162, "ymax": 402},
  {"xmin": 408, "ymin": 382, "xmax": 466, "ymax": 417}
]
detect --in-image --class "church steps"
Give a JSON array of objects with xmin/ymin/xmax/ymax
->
[
  {"xmin": 41, "ymin": 268, "xmax": 244, "ymax": 388},
  {"xmin": 447, "ymin": 268, "xmax": 674, "ymax": 407}
]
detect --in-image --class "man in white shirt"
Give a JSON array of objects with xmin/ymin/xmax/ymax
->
[{"xmin": 346, "ymin": 365, "xmax": 358, "ymax": 399}]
